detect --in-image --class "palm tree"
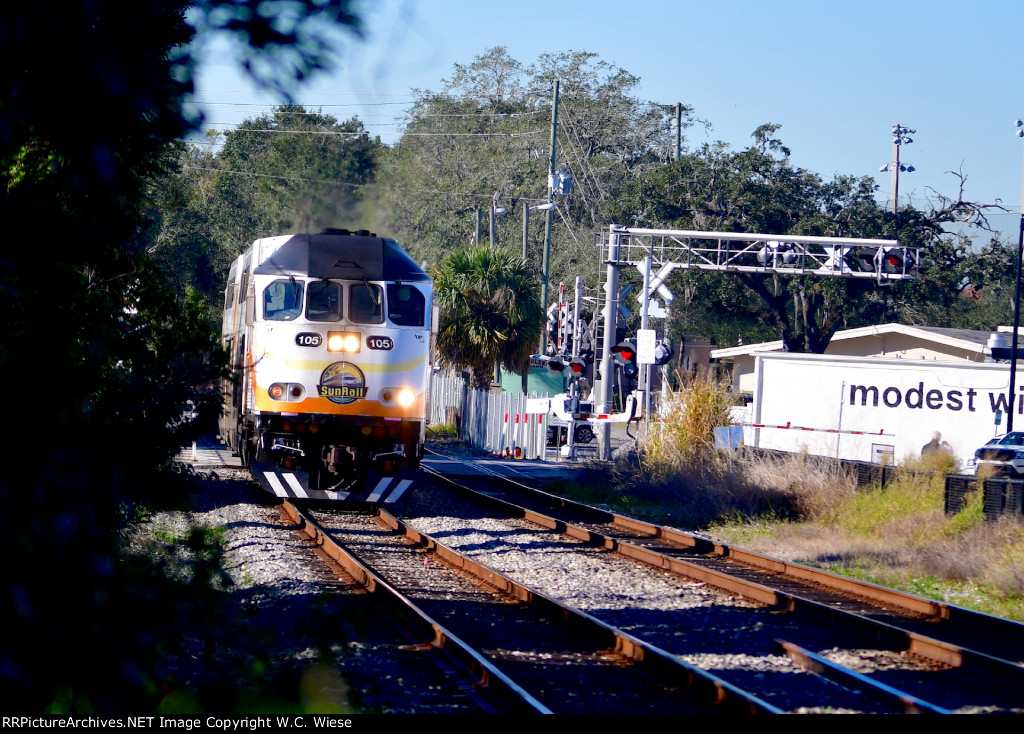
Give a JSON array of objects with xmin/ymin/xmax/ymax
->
[{"xmin": 433, "ymin": 244, "xmax": 543, "ymax": 391}]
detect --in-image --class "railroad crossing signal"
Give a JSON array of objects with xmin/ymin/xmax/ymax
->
[
  {"xmin": 638, "ymin": 330, "xmax": 674, "ymax": 366},
  {"xmin": 617, "ymin": 283, "xmax": 633, "ymax": 319},
  {"xmin": 878, "ymin": 246, "xmax": 915, "ymax": 274},
  {"xmin": 612, "ymin": 340, "xmax": 639, "ymax": 378},
  {"xmin": 653, "ymin": 340, "xmax": 674, "ymax": 365},
  {"xmin": 633, "ymin": 260, "xmax": 676, "ymax": 303}
]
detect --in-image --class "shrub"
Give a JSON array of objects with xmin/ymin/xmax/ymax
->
[{"xmin": 640, "ymin": 373, "xmax": 733, "ymax": 474}]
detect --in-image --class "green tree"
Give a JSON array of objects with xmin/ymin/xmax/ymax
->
[
  {"xmin": 142, "ymin": 142, "xmax": 225, "ymax": 319},
  {"xmin": 210, "ymin": 106, "xmax": 381, "ymax": 246},
  {"xmin": 611, "ymin": 125, "xmax": 1009, "ymax": 353},
  {"xmin": 145, "ymin": 107, "xmax": 382, "ymax": 321},
  {"xmin": 377, "ymin": 48, "xmax": 691, "ymax": 295},
  {"xmin": 434, "ymin": 244, "xmax": 543, "ymax": 390},
  {"xmin": 377, "ymin": 47, "xmax": 545, "ymax": 266}
]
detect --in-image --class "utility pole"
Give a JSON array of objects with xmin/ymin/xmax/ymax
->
[
  {"xmin": 540, "ymin": 80, "xmax": 560, "ymax": 348},
  {"xmin": 596, "ymin": 228, "xmax": 622, "ymax": 460},
  {"xmin": 675, "ymin": 102, "xmax": 682, "ymax": 162},
  {"xmin": 523, "ymin": 202, "xmax": 555, "ymax": 263}
]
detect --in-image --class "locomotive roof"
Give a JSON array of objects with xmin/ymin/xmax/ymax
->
[{"xmin": 253, "ymin": 233, "xmax": 430, "ymax": 282}]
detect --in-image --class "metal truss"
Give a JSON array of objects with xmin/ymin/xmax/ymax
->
[{"xmin": 600, "ymin": 227, "xmax": 917, "ymax": 281}]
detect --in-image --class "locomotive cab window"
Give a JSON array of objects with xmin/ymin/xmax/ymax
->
[
  {"xmin": 264, "ymin": 279, "xmax": 303, "ymax": 321},
  {"xmin": 307, "ymin": 280, "xmax": 342, "ymax": 321},
  {"xmin": 350, "ymin": 283, "xmax": 383, "ymax": 324},
  {"xmin": 223, "ymin": 281, "xmax": 236, "ymax": 312},
  {"xmin": 386, "ymin": 284, "xmax": 425, "ymax": 327}
]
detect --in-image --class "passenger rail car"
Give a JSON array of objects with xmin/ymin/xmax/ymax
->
[{"xmin": 219, "ymin": 229, "xmax": 434, "ymax": 502}]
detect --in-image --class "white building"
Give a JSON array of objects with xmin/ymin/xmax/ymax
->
[
  {"xmin": 712, "ymin": 323, "xmax": 1003, "ymax": 394},
  {"xmin": 712, "ymin": 324, "xmax": 1023, "ymax": 468}
]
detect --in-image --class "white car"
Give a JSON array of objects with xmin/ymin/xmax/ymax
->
[{"xmin": 973, "ymin": 432, "xmax": 1024, "ymax": 477}]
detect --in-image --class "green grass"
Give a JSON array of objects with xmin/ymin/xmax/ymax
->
[
  {"xmin": 829, "ymin": 565, "xmax": 1024, "ymax": 620},
  {"xmin": 704, "ymin": 473, "xmax": 1024, "ymax": 621},
  {"xmin": 426, "ymin": 423, "xmax": 457, "ymax": 437},
  {"xmin": 817, "ymin": 473, "xmax": 943, "ymax": 536},
  {"xmin": 151, "ymin": 524, "xmax": 185, "ymax": 544}
]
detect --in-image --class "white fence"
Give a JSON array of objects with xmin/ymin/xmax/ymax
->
[
  {"xmin": 429, "ymin": 371, "xmax": 552, "ymax": 459},
  {"xmin": 428, "ymin": 371, "xmax": 465, "ymax": 426}
]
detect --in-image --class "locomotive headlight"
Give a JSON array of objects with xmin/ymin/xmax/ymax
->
[
  {"xmin": 397, "ymin": 388, "xmax": 417, "ymax": 408},
  {"xmin": 269, "ymin": 383, "xmax": 304, "ymax": 401},
  {"xmin": 327, "ymin": 331, "xmax": 361, "ymax": 353}
]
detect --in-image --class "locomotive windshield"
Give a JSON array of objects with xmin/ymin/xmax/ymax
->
[
  {"xmin": 350, "ymin": 283, "xmax": 383, "ymax": 324},
  {"xmin": 262, "ymin": 278, "xmax": 426, "ymax": 326},
  {"xmin": 307, "ymin": 280, "xmax": 342, "ymax": 321},
  {"xmin": 264, "ymin": 279, "xmax": 303, "ymax": 320},
  {"xmin": 386, "ymin": 284, "xmax": 426, "ymax": 327}
]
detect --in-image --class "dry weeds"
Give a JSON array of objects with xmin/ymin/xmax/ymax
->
[{"xmin": 593, "ymin": 380, "xmax": 1024, "ymax": 620}]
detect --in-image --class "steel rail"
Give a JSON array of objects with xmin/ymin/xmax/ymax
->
[
  {"xmin": 279, "ymin": 500, "xmax": 553, "ymax": 714},
  {"xmin": 776, "ymin": 640, "xmax": 952, "ymax": 715},
  {"xmin": 420, "ymin": 460, "xmax": 1024, "ymax": 680},
  {"xmin": 370, "ymin": 505, "xmax": 782, "ymax": 714}
]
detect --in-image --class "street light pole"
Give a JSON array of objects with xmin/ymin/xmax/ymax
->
[
  {"xmin": 489, "ymin": 192, "xmax": 507, "ymax": 246},
  {"xmin": 522, "ymin": 205, "xmax": 529, "ymax": 261},
  {"xmin": 890, "ymin": 130, "xmax": 901, "ymax": 214},
  {"xmin": 1008, "ymin": 120, "xmax": 1024, "ymax": 431},
  {"xmin": 881, "ymin": 124, "xmax": 915, "ymax": 214}
]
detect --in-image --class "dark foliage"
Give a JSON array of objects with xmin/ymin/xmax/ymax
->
[{"xmin": 0, "ymin": 0, "xmax": 361, "ymax": 713}]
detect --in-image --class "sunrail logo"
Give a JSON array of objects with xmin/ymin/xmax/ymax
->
[{"xmin": 319, "ymin": 362, "xmax": 368, "ymax": 405}]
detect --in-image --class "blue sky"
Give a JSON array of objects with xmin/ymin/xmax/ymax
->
[{"xmin": 193, "ymin": 0, "xmax": 1024, "ymax": 242}]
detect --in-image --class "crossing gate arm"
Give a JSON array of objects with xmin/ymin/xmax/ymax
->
[
  {"xmin": 586, "ymin": 394, "xmax": 638, "ymax": 424},
  {"xmin": 733, "ymin": 421, "xmax": 894, "ymax": 437}
]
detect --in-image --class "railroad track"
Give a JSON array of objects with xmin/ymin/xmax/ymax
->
[
  {"xmin": 380, "ymin": 447, "xmax": 1024, "ymax": 713},
  {"xmin": 422, "ymin": 450, "xmax": 1024, "ymax": 663},
  {"xmin": 283, "ymin": 501, "xmax": 779, "ymax": 714}
]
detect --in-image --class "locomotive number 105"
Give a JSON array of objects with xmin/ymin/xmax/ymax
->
[
  {"xmin": 295, "ymin": 333, "xmax": 324, "ymax": 347},
  {"xmin": 366, "ymin": 336, "xmax": 394, "ymax": 350}
]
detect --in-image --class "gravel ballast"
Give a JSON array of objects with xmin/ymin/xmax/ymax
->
[{"xmin": 126, "ymin": 468, "xmax": 488, "ymax": 714}]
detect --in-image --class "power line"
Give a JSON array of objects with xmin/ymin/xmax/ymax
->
[
  {"xmin": 193, "ymin": 100, "xmax": 412, "ymax": 109},
  {"xmin": 180, "ymin": 165, "xmax": 551, "ymax": 203},
  {"xmin": 198, "ymin": 104, "xmax": 545, "ymax": 120},
  {"xmin": 205, "ymin": 126, "xmax": 545, "ymax": 139},
  {"xmin": 182, "ymin": 165, "xmax": 363, "ymax": 187},
  {"xmin": 194, "ymin": 89, "xmax": 416, "ymax": 97}
]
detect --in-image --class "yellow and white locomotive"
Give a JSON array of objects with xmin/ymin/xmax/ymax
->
[{"xmin": 220, "ymin": 228, "xmax": 434, "ymax": 502}]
